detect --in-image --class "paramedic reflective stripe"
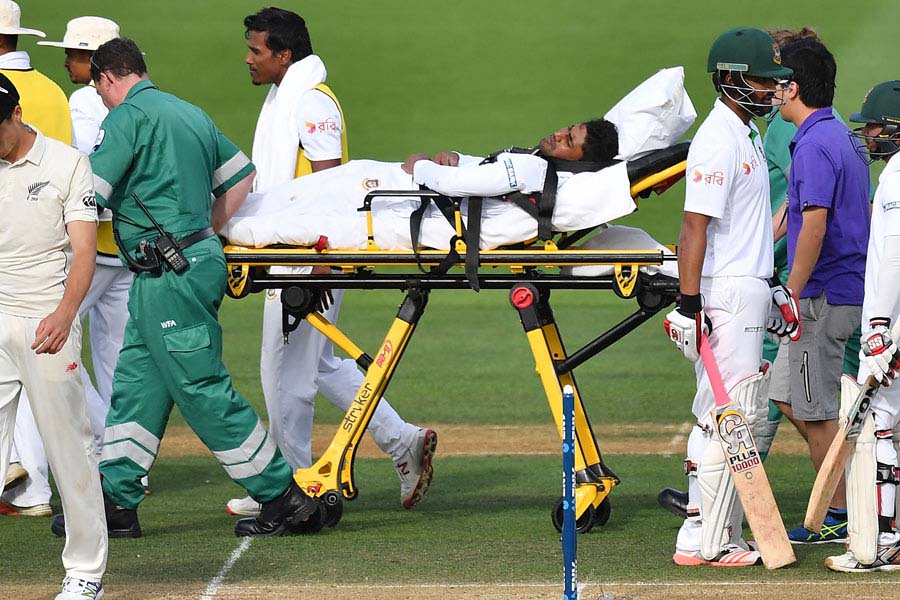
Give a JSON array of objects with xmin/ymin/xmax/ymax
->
[
  {"xmin": 101, "ymin": 442, "xmax": 155, "ymax": 471},
  {"xmin": 211, "ymin": 151, "xmax": 251, "ymax": 190},
  {"xmin": 103, "ymin": 422, "xmax": 161, "ymax": 455},
  {"xmin": 93, "ymin": 173, "xmax": 114, "ymax": 202},
  {"xmin": 211, "ymin": 419, "xmax": 279, "ymax": 480},
  {"xmin": 100, "ymin": 422, "xmax": 161, "ymax": 471}
]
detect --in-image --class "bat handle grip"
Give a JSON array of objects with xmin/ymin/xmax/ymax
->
[{"xmin": 699, "ymin": 334, "xmax": 730, "ymax": 407}]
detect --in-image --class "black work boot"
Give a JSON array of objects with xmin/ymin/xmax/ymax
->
[
  {"xmin": 234, "ymin": 482, "xmax": 320, "ymax": 537},
  {"xmin": 51, "ymin": 492, "xmax": 142, "ymax": 538},
  {"xmin": 657, "ymin": 487, "xmax": 689, "ymax": 520}
]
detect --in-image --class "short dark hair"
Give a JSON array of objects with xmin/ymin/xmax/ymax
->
[
  {"xmin": 0, "ymin": 72, "xmax": 19, "ymax": 122},
  {"xmin": 582, "ymin": 118, "xmax": 618, "ymax": 162},
  {"xmin": 781, "ymin": 39, "xmax": 835, "ymax": 109},
  {"xmin": 90, "ymin": 37, "xmax": 147, "ymax": 82},
  {"xmin": 244, "ymin": 7, "xmax": 312, "ymax": 63}
]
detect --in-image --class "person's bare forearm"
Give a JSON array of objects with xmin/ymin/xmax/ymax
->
[
  {"xmin": 59, "ymin": 220, "xmax": 97, "ymax": 319},
  {"xmin": 677, "ymin": 212, "xmax": 711, "ymax": 296},
  {"xmin": 33, "ymin": 221, "xmax": 96, "ymax": 354},
  {"xmin": 213, "ymin": 170, "xmax": 255, "ymax": 233}
]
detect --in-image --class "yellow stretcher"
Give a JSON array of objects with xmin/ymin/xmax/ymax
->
[{"xmin": 223, "ymin": 142, "xmax": 689, "ymax": 533}]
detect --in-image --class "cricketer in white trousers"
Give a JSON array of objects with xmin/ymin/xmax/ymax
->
[
  {"xmin": 0, "ymin": 314, "xmax": 107, "ymax": 580},
  {"xmin": 676, "ymin": 276, "xmax": 769, "ymax": 553},
  {"xmin": 0, "ymin": 128, "xmax": 107, "ymax": 581},
  {"xmin": 2, "ymin": 264, "xmax": 130, "ymax": 507}
]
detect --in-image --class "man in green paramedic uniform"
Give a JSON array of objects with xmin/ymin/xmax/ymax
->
[{"xmin": 50, "ymin": 37, "xmax": 318, "ymax": 538}]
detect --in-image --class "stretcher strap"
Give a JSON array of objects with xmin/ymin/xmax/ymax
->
[
  {"xmin": 538, "ymin": 165, "xmax": 558, "ymax": 241},
  {"xmin": 409, "ymin": 191, "xmax": 462, "ymax": 277},
  {"xmin": 466, "ymin": 197, "xmax": 483, "ymax": 291}
]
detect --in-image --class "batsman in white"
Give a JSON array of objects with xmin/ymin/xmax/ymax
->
[
  {"xmin": 226, "ymin": 7, "xmax": 436, "ymax": 518},
  {"xmin": 2, "ymin": 15, "xmax": 140, "ymax": 519},
  {"xmin": 825, "ymin": 80, "xmax": 900, "ymax": 573},
  {"xmin": 663, "ymin": 27, "xmax": 796, "ymax": 567}
]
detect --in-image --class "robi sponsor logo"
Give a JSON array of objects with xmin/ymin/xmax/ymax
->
[
  {"xmin": 741, "ymin": 156, "xmax": 761, "ymax": 175},
  {"xmin": 65, "ymin": 362, "xmax": 78, "ymax": 372},
  {"xmin": 693, "ymin": 169, "xmax": 724, "ymax": 186},
  {"xmin": 305, "ymin": 118, "xmax": 339, "ymax": 135}
]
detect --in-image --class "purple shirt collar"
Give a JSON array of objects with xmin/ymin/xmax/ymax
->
[{"xmin": 789, "ymin": 107, "xmax": 834, "ymax": 152}]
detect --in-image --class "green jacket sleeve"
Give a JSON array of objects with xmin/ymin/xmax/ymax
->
[{"xmin": 211, "ymin": 128, "xmax": 254, "ymax": 198}]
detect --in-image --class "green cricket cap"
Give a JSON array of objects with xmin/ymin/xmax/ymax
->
[
  {"xmin": 707, "ymin": 27, "xmax": 793, "ymax": 79},
  {"xmin": 850, "ymin": 80, "xmax": 900, "ymax": 124}
]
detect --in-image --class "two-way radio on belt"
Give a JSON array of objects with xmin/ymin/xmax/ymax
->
[{"xmin": 113, "ymin": 193, "xmax": 190, "ymax": 275}]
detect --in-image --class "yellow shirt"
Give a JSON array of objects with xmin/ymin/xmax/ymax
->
[{"xmin": 0, "ymin": 68, "xmax": 73, "ymax": 145}]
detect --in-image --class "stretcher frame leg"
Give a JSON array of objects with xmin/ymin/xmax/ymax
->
[
  {"xmin": 509, "ymin": 280, "xmax": 677, "ymax": 533},
  {"xmin": 510, "ymin": 283, "xmax": 616, "ymax": 532},
  {"xmin": 291, "ymin": 286, "xmax": 429, "ymax": 524}
]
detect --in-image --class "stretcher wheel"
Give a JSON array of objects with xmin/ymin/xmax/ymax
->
[
  {"xmin": 320, "ymin": 490, "xmax": 343, "ymax": 528},
  {"xmin": 551, "ymin": 497, "xmax": 596, "ymax": 534},
  {"xmin": 287, "ymin": 503, "xmax": 325, "ymax": 535},
  {"xmin": 591, "ymin": 497, "xmax": 611, "ymax": 527}
]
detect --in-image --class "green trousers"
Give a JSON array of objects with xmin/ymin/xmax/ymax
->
[{"xmin": 100, "ymin": 238, "xmax": 292, "ymax": 509}]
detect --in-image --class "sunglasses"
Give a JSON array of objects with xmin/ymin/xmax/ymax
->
[{"xmin": 89, "ymin": 54, "xmax": 103, "ymax": 81}]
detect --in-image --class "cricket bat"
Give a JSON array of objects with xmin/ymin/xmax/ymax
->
[
  {"xmin": 700, "ymin": 335, "xmax": 796, "ymax": 569},
  {"xmin": 803, "ymin": 320, "xmax": 900, "ymax": 532}
]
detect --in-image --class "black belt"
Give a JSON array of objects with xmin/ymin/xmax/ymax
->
[
  {"xmin": 119, "ymin": 227, "xmax": 216, "ymax": 275},
  {"xmin": 178, "ymin": 227, "xmax": 215, "ymax": 249}
]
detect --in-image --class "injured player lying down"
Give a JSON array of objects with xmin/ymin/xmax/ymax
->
[{"xmin": 222, "ymin": 119, "xmax": 644, "ymax": 251}]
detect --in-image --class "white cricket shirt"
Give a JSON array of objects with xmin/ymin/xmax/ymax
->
[
  {"xmin": 0, "ymin": 130, "xmax": 97, "ymax": 317},
  {"xmin": 684, "ymin": 99, "xmax": 773, "ymax": 278},
  {"xmin": 862, "ymin": 153, "xmax": 900, "ymax": 324}
]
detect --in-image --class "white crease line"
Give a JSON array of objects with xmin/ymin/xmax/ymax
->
[
  {"xmin": 200, "ymin": 537, "xmax": 252, "ymax": 599},
  {"xmin": 224, "ymin": 580, "xmax": 900, "ymax": 590},
  {"xmin": 662, "ymin": 421, "xmax": 692, "ymax": 456}
]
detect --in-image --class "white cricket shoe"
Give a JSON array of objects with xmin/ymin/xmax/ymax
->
[
  {"xmin": 226, "ymin": 495, "xmax": 262, "ymax": 517},
  {"xmin": 825, "ymin": 543, "xmax": 900, "ymax": 572},
  {"xmin": 673, "ymin": 543, "xmax": 762, "ymax": 567},
  {"xmin": 56, "ymin": 576, "xmax": 104, "ymax": 600},
  {"xmin": 394, "ymin": 428, "xmax": 437, "ymax": 509}
]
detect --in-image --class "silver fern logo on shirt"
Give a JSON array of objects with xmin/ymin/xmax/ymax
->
[{"xmin": 26, "ymin": 181, "xmax": 50, "ymax": 202}]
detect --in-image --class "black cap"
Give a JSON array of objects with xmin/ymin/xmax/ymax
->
[{"xmin": 0, "ymin": 72, "xmax": 20, "ymax": 121}]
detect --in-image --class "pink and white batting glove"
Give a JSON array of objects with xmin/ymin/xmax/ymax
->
[
  {"xmin": 663, "ymin": 293, "xmax": 711, "ymax": 363},
  {"xmin": 861, "ymin": 317, "xmax": 900, "ymax": 386},
  {"xmin": 766, "ymin": 277, "xmax": 801, "ymax": 343}
]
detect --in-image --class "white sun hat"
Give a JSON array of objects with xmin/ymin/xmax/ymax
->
[
  {"xmin": 37, "ymin": 16, "xmax": 119, "ymax": 50},
  {"xmin": 0, "ymin": 0, "xmax": 45, "ymax": 37}
]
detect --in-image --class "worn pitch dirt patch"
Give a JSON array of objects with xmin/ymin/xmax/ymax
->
[
  {"xmin": 158, "ymin": 421, "xmax": 811, "ymax": 459},
  {"xmin": 10, "ymin": 581, "xmax": 899, "ymax": 600}
]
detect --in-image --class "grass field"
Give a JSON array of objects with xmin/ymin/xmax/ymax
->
[{"xmin": 5, "ymin": 1, "xmax": 900, "ymax": 598}]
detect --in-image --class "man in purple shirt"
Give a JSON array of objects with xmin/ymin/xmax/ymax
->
[{"xmin": 775, "ymin": 39, "xmax": 870, "ymax": 544}]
